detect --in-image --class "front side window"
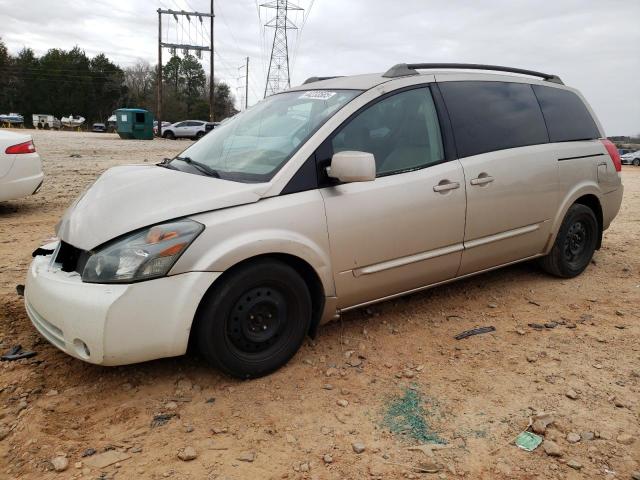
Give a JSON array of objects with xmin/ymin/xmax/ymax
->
[
  {"xmin": 331, "ymin": 87, "xmax": 444, "ymax": 176},
  {"xmin": 176, "ymin": 89, "xmax": 361, "ymax": 182}
]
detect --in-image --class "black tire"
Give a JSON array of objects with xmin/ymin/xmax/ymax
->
[
  {"xmin": 633, "ymin": 158, "xmax": 640, "ymax": 167},
  {"xmin": 163, "ymin": 130, "xmax": 175, "ymax": 140},
  {"xmin": 195, "ymin": 131, "xmax": 205, "ymax": 139},
  {"xmin": 195, "ymin": 259, "xmax": 312, "ymax": 378},
  {"xmin": 539, "ymin": 204, "xmax": 598, "ymax": 278}
]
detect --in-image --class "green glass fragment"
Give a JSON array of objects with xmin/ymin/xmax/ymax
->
[{"xmin": 515, "ymin": 431, "xmax": 542, "ymax": 451}]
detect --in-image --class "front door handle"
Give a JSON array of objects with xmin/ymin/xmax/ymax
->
[
  {"xmin": 470, "ymin": 175, "xmax": 494, "ymax": 186},
  {"xmin": 433, "ymin": 181, "xmax": 460, "ymax": 193}
]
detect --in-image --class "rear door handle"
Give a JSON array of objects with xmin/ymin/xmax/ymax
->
[
  {"xmin": 433, "ymin": 181, "xmax": 460, "ymax": 193},
  {"xmin": 470, "ymin": 175, "xmax": 494, "ymax": 186}
]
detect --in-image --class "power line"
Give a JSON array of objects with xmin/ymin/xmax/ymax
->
[
  {"xmin": 213, "ymin": 0, "xmax": 245, "ymax": 55},
  {"xmin": 291, "ymin": 0, "xmax": 314, "ymax": 70},
  {"xmin": 156, "ymin": 4, "xmax": 215, "ymax": 133}
]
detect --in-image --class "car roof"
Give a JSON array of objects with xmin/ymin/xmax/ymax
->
[{"xmin": 287, "ymin": 73, "xmax": 392, "ymax": 92}]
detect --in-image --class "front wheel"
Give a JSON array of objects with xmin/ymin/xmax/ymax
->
[
  {"xmin": 195, "ymin": 259, "xmax": 312, "ymax": 378},
  {"xmin": 163, "ymin": 130, "xmax": 175, "ymax": 140},
  {"xmin": 539, "ymin": 204, "xmax": 598, "ymax": 278}
]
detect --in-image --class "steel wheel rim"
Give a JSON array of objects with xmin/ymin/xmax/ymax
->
[
  {"xmin": 227, "ymin": 286, "xmax": 288, "ymax": 354},
  {"xmin": 563, "ymin": 220, "xmax": 589, "ymax": 265}
]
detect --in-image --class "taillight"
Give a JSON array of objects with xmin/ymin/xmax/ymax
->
[
  {"xmin": 600, "ymin": 139, "xmax": 622, "ymax": 172},
  {"xmin": 5, "ymin": 140, "xmax": 36, "ymax": 155}
]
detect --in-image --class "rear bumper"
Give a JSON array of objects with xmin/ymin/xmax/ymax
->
[
  {"xmin": 602, "ymin": 185, "xmax": 623, "ymax": 230},
  {"xmin": 25, "ymin": 253, "xmax": 219, "ymax": 366},
  {"xmin": 0, "ymin": 152, "xmax": 43, "ymax": 201},
  {"xmin": 0, "ymin": 171, "xmax": 44, "ymax": 201}
]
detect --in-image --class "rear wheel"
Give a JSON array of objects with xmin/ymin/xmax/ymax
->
[
  {"xmin": 633, "ymin": 158, "xmax": 640, "ymax": 167},
  {"xmin": 195, "ymin": 131, "xmax": 205, "ymax": 139},
  {"xmin": 539, "ymin": 204, "xmax": 598, "ymax": 278},
  {"xmin": 195, "ymin": 259, "xmax": 312, "ymax": 378},
  {"xmin": 163, "ymin": 130, "xmax": 175, "ymax": 140}
]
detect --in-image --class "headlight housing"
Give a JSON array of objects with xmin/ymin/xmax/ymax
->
[{"xmin": 81, "ymin": 219, "xmax": 203, "ymax": 283}]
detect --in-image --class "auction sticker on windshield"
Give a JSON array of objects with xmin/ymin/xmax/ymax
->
[{"xmin": 299, "ymin": 91, "xmax": 337, "ymax": 100}]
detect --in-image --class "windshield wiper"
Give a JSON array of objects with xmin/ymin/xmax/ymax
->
[
  {"xmin": 172, "ymin": 156, "xmax": 221, "ymax": 178},
  {"xmin": 157, "ymin": 157, "xmax": 178, "ymax": 169}
]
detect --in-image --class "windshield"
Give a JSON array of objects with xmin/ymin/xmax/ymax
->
[{"xmin": 174, "ymin": 89, "xmax": 361, "ymax": 182}]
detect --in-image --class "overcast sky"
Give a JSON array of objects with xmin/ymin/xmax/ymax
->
[{"xmin": 1, "ymin": 0, "xmax": 638, "ymax": 135}]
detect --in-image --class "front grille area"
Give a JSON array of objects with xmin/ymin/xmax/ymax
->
[{"xmin": 55, "ymin": 241, "xmax": 89, "ymax": 274}]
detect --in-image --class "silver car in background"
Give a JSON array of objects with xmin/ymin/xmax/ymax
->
[
  {"xmin": 620, "ymin": 150, "xmax": 640, "ymax": 166},
  {"xmin": 25, "ymin": 63, "xmax": 623, "ymax": 378}
]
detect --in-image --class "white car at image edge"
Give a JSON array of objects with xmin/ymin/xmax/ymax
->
[{"xmin": 0, "ymin": 131, "xmax": 44, "ymax": 202}]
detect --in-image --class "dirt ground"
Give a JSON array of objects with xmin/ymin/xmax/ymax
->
[{"xmin": 0, "ymin": 129, "xmax": 638, "ymax": 480}]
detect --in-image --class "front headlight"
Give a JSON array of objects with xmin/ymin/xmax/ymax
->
[{"xmin": 81, "ymin": 219, "xmax": 203, "ymax": 283}]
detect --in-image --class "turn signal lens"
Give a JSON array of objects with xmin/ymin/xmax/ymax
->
[{"xmin": 159, "ymin": 242, "xmax": 187, "ymax": 257}]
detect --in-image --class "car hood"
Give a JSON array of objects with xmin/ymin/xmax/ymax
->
[{"xmin": 56, "ymin": 164, "xmax": 270, "ymax": 250}]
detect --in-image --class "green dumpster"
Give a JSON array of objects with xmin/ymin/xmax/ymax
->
[{"xmin": 115, "ymin": 108, "xmax": 154, "ymax": 140}]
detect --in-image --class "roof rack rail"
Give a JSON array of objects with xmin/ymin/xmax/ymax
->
[
  {"xmin": 302, "ymin": 76, "xmax": 343, "ymax": 85},
  {"xmin": 382, "ymin": 63, "xmax": 564, "ymax": 84}
]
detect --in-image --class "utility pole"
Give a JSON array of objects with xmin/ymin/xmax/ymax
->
[
  {"xmin": 262, "ymin": 1, "xmax": 302, "ymax": 97},
  {"xmin": 156, "ymin": 7, "xmax": 214, "ymax": 136},
  {"xmin": 157, "ymin": 8, "xmax": 163, "ymax": 136},
  {"xmin": 209, "ymin": 0, "xmax": 215, "ymax": 123}
]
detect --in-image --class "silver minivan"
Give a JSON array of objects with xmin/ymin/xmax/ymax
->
[{"xmin": 25, "ymin": 63, "xmax": 623, "ymax": 378}]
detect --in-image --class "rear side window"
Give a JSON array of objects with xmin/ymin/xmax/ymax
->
[
  {"xmin": 439, "ymin": 81, "xmax": 548, "ymax": 158},
  {"xmin": 532, "ymin": 85, "xmax": 600, "ymax": 142}
]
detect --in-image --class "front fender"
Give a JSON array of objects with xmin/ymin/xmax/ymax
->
[
  {"xmin": 182, "ymin": 229, "xmax": 335, "ymax": 297},
  {"xmin": 170, "ymin": 191, "xmax": 336, "ymax": 297}
]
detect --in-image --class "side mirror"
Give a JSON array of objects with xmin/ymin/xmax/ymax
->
[{"xmin": 327, "ymin": 151, "xmax": 376, "ymax": 183}]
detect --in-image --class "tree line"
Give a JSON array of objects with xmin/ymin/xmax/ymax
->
[{"xmin": 0, "ymin": 38, "xmax": 237, "ymax": 127}]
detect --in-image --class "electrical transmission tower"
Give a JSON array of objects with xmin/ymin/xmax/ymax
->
[{"xmin": 261, "ymin": 0, "xmax": 303, "ymax": 97}]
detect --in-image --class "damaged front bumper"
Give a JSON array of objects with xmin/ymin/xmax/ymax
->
[{"xmin": 25, "ymin": 246, "xmax": 220, "ymax": 366}]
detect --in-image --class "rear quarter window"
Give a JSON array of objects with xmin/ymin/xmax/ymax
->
[
  {"xmin": 439, "ymin": 81, "xmax": 549, "ymax": 158},
  {"xmin": 532, "ymin": 85, "xmax": 600, "ymax": 142}
]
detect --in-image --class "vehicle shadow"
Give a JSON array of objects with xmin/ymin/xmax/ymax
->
[{"xmin": 0, "ymin": 200, "xmax": 43, "ymax": 217}]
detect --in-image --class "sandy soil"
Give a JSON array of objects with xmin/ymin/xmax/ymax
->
[{"xmin": 0, "ymin": 129, "xmax": 638, "ymax": 480}]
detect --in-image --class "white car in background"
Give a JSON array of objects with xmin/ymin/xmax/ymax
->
[
  {"xmin": 0, "ymin": 131, "xmax": 44, "ymax": 202},
  {"xmin": 162, "ymin": 120, "xmax": 208, "ymax": 140}
]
